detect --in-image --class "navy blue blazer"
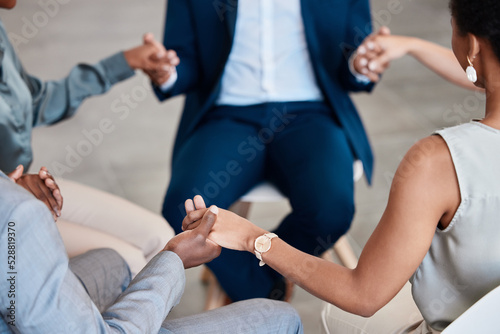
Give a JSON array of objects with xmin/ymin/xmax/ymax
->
[{"xmin": 155, "ymin": 0, "xmax": 375, "ymax": 183}]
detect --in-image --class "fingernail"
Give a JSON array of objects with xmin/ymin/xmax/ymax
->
[
  {"xmin": 361, "ymin": 68, "xmax": 369, "ymax": 74},
  {"xmin": 209, "ymin": 205, "xmax": 219, "ymax": 214},
  {"xmin": 367, "ymin": 41, "xmax": 375, "ymax": 50},
  {"xmin": 162, "ymin": 65, "xmax": 170, "ymax": 71},
  {"xmin": 16, "ymin": 165, "xmax": 22, "ymax": 170},
  {"xmin": 368, "ymin": 61, "xmax": 378, "ymax": 71},
  {"xmin": 157, "ymin": 52, "xmax": 165, "ymax": 58},
  {"xmin": 359, "ymin": 57, "xmax": 368, "ymax": 66},
  {"xmin": 358, "ymin": 46, "xmax": 366, "ymax": 55}
]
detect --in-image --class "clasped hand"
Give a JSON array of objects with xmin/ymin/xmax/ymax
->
[
  {"xmin": 352, "ymin": 26, "xmax": 412, "ymax": 82},
  {"xmin": 181, "ymin": 196, "xmax": 267, "ymax": 254},
  {"xmin": 123, "ymin": 33, "xmax": 180, "ymax": 86},
  {"xmin": 8, "ymin": 165, "xmax": 63, "ymax": 222}
]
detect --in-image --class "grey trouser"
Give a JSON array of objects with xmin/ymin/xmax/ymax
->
[{"xmin": 70, "ymin": 248, "xmax": 303, "ymax": 334}]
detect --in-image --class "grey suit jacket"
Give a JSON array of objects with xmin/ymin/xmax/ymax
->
[{"xmin": 0, "ymin": 172, "xmax": 185, "ymax": 333}]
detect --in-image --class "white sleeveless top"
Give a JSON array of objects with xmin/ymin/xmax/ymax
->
[{"xmin": 410, "ymin": 121, "xmax": 500, "ymax": 331}]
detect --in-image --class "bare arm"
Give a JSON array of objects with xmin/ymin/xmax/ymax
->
[
  {"xmin": 187, "ymin": 135, "xmax": 461, "ymax": 316},
  {"xmin": 354, "ymin": 28, "xmax": 481, "ymax": 91}
]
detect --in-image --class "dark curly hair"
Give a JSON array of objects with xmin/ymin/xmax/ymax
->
[{"xmin": 450, "ymin": 0, "xmax": 500, "ymax": 60}]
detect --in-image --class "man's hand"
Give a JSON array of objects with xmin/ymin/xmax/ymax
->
[
  {"xmin": 8, "ymin": 165, "xmax": 63, "ymax": 221},
  {"xmin": 123, "ymin": 33, "xmax": 180, "ymax": 86},
  {"xmin": 182, "ymin": 196, "xmax": 267, "ymax": 253},
  {"xmin": 164, "ymin": 205, "xmax": 221, "ymax": 269}
]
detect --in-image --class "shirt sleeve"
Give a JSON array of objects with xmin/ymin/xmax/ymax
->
[
  {"xmin": 159, "ymin": 69, "xmax": 178, "ymax": 92},
  {"xmin": 12, "ymin": 50, "xmax": 136, "ymax": 127},
  {"xmin": 0, "ymin": 195, "xmax": 185, "ymax": 334}
]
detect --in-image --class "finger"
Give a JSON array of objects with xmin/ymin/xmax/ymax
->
[
  {"xmin": 8, "ymin": 165, "xmax": 23, "ymax": 181},
  {"xmin": 44, "ymin": 178, "xmax": 63, "ymax": 210},
  {"xmin": 365, "ymin": 40, "xmax": 383, "ymax": 54},
  {"xmin": 182, "ymin": 209, "xmax": 207, "ymax": 231},
  {"xmin": 146, "ymin": 35, "xmax": 168, "ymax": 59},
  {"xmin": 185, "ymin": 199, "xmax": 195, "ymax": 213},
  {"xmin": 169, "ymin": 55, "xmax": 180, "ymax": 67},
  {"xmin": 353, "ymin": 55, "xmax": 368, "ymax": 74},
  {"xmin": 365, "ymin": 71, "xmax": 380, "ymax": 83},
  {"xmin": 378, "ymin": 26, "xmax": 391, "ymax": 36},
  {"xmin": 143, "ymin": 32, "xmax": 154, "ymax": 44},
  {"xmin": 193, "ymin": 195, "xmax": 207, "ymax": 209},
  {"xmin": 368, "ymin": 53, "xmax": 391, "ymax": 74},
  {"xmin": 198, "ymin": 205, "xmax": 218, "ymax": 236},
  {"xmin": 37, "ymin": 180, "xmax": 61, "ymax": 217},
  {"xmin": 184, "ymin": 219, "xmax": 202, "ymax": 231},
  {"xmin": 52, "ymin": 188, "xmax": 64, "ymax": 211}
]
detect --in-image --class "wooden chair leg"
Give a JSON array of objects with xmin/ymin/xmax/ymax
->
[{"xmin": 332, "ymin": 235, "xmax": 358, "ymax": 269}]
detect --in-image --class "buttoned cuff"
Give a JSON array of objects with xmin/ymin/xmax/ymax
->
[
  {"xmin": 100, "ymin": 52, "xmax": 136, "ymax": 85},
  {"xmin": 159, "ymin": 69, "xmax": 178, "ymax": 92}
]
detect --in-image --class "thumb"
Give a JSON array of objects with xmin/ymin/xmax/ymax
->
[
  {"xmin": 8, "ymin": 165, "xmax": 24, "ymax": 181},
  {"xmin": 378, "ymin": 26, "xmax": 391, "ymax": 36},
  {"xmin": 198, "ymin": 205, "xmax": 218, "ymax": 236},
  {"xmin": 143, "ymin": 32, "xmax": 154, "ymax": 45}
]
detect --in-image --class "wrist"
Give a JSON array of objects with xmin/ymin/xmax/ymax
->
[
  {"xmin": 406, "ymin": 37, "xmax": 420, "ymax": 57},
  {"xmin": 123, "ymin": 49, "xmax": 139, "ymax": 69},
  {"xmin": 246, "ymin": 227, "xmax": 270, "ymax": 253}
]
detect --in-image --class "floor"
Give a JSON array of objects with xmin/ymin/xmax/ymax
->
[{"xmin": 1, "ymin": 0, "xmax": 484, "ymax": 332}]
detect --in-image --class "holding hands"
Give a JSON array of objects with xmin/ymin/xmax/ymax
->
[
  {"xmin": 352, "ymin": 26, "xmax": 476, "ymax": 90},
  {"xmin": 8, "ymin": 165, "xmax": 63, "ymax": 221},
  {"xmin": 353, "ymin": 26, "xmax": 414, "ymax": 82},
  {"xmin": 123, "ymin": 33, "xmax": 179, "ymax": 86},
  {"xmin": 182, "ymin": 195, "xmax": 267, "ymax": 253},
  {"xmin": 163, "ymin": 196, "xmax": 222, "ymax": 269}
]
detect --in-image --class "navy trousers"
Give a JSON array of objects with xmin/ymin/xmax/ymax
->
[{"xmin": 163, "ymin": 102, "xmax": 355, "ymax": 301}]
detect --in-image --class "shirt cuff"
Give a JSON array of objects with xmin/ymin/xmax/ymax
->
[
  {"xmin": 159, "ymin": 69, "xmax": 178, "ymax": 92},
  {"xmin": 100, "ymin": 52, "xmax": 136, "ymax": 85},
  {"xmin": 348, "ymin": 51, "xmax": 371, "ymax": 84}
]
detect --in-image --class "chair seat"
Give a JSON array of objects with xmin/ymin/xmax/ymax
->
[
  {"xmin": 239, "ymin": 182, "xmax": 286, "ymax": 203},
  {"xmin": 442, "ymin": 285, "xmax": 500, "ymax": 333},
  {"xmin": 240, "ymin": 160, "xmax": 364, "ymax": 203}
]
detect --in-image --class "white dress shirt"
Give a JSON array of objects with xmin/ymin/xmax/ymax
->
[
  {"xmin": 161, "ymin": 0, "xmax": 324, "ymax": 105},
  {"xmin": 215, "ymin": 0, "xmax": 323, "ymax": 105}
]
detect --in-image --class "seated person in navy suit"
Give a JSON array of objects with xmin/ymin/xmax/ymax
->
[{"xmin": 150, "ymin": 0, "xmax": 382, "ymax": 302}]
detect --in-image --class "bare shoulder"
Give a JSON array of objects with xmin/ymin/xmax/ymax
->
[
  {"xmin": 390, "ymin": 135, "xmax": 460, "ymax": 225},
  {"xmin": 392, "ymin": 135, "xmax": 453, "ymax": 189}
]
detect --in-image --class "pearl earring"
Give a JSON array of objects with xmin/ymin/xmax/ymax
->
[{"xmin": 466, "ymin": 55, "xmax": 477, "ymax": 83}]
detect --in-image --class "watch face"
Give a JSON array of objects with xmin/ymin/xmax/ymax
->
[{"xmin": 255, "ymin": 236, "xmax": 272, "ymax": 253}]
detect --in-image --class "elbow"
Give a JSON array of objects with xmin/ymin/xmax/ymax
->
[
  {"xmin": 347, "ymin": 302, "xmax": 379, "ymax": 318},
  {"xmin": 335, "ymin": 292, "xmax": 386, "ymax": 318},
  {"xmin": 357, "ymin": 306, "xmax": 378, "ymax": 318}
]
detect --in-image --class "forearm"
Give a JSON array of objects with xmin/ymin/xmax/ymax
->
[
  {"xmin": 408, "ymin": 38, "xmax": 479, "ymax": 90},
  {"xmin": 31, "ymin": 52, "xmax": 134, "ymax": 126},
  {"xmin": 260, "ymin": 239, "xmax": 376, "ymax": 317}
]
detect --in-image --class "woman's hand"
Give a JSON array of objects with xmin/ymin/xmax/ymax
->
[
  {"xmin": 8, "ymin": 165, "xmax": 63, "ymax": 221},
  {"xmin": 182, "ymin": 196, "xmax": 267, "ymax": 253}
]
